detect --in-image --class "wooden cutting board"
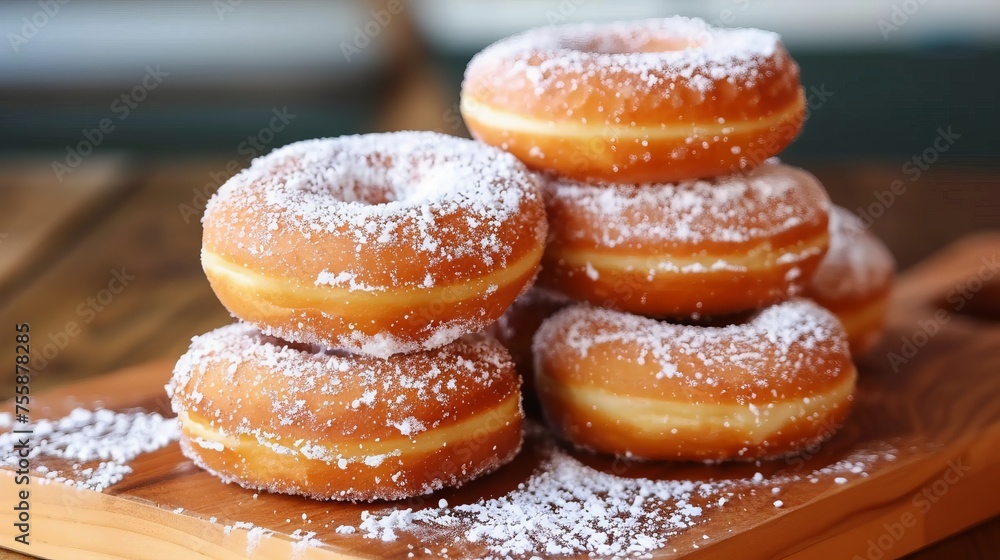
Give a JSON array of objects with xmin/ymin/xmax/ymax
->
[{"xmin": 2, "ymin": 233, "xmax": 999, "ymax": 560}]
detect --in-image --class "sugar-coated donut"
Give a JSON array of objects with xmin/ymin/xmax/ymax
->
[
  {"xmin": 202, "ymin": 132, "xmax": 547, "ymax": 358},
  {"xmin": 462, "ymin": 17, "xmax": 804, "ymax": 184},
  {"xmin": 806, "ymin": 206, "xmax": 895, "ymax": 356},
  {"xmin": 486, "ymin": 289, "xmax": 571, "ymax": 397},
  {"xmin": 533, "ymin": 299, "xmax": 855, "ymax": 461},
  {"xmin": 539, "ymin": 162, "xmax": 830, "ymax": 317},
  {"xmin": 168, "ymin": 323, "xmax": 523, "ymax": 501}
]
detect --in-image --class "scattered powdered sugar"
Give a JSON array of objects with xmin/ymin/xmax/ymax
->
[
  {"xmin": 544, "ymin": 161, "xmax": 829, "ymax": 249},
  {"xmin": 390, "ymin": 417, "xmax": 426, "ymax": 437},
  {"xmin": 358, "ymin": 436, "xmax": 709, "ymax": 556},
  {"xmin": 0, "ymin": 405, "xmax": 897, "ymax": 558},
  {"xmin": 348, "ymin": 426, "xmax": 895, "ymax": 558},
  {"xmin": 0, "ymin": 409, "xmax": 179, "ymax": 492},
  {"xmin": 314, "ymin": 270, "xmax": 386, "ymax": 293},
  {"xmin": 809, "ymin": 206, "xmax": 895, "ymax": 300},
  {"xmin": 535, "ymin": 298, "xmax": 849, "ymax": 399}
]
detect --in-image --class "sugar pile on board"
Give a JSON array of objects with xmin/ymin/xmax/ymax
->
[
  {"xmin": 0, "ymin": 408, "xmax": 179, "ymax": 491},
  {"xmin": 357, "ymin": 436, "xmax": 714, "ymax": 558},
  {"xmin": 347, "ymin": 426, "xmax": 898, "ymax": 559}
]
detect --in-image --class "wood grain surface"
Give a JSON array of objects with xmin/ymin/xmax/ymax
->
[
  {"xmin": 0, "ymin": 156, "xmax": 133, "ymax": 301},
  {"xmin": 1, "ymin": 233, "xmax": 998, "ymax": 559},
  {"xmin": 0, "ymin": 159, "xmax": 234, "ymax": 397}
]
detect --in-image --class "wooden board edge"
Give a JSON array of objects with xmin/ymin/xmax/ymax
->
[
  {"xmin": 776, "ymin": 424, "xmax": 1000, "ymax": 560},
  {"xmin": 0, "ymin": 471, "xmax": 363, "ymax": 560}
]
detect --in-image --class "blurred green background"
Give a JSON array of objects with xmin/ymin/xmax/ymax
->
[{"xmin": 2, "ymin": 0, "xmax": 997, "ymax": 158}]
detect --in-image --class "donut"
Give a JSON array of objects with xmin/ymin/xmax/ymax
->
[
  {"xmin": 533, "ymin": 299, "xmax": 855, "ymax": 461},
  {"xmin": 539, "ymin": 161, "xmax": 830, "ymax": 317},
  {"xmin": 486, "ymin": 288, "xmax": 571, "ymax": 397},
  {"xmin": 201, "ymin": 132, "xmax": 547, "ymax": 358},
  {"xmin": 462, "ymin": 17, "xmax": 804, "ymax": 184},
  {"xmin": 167, "ymin": 323, "xmax": 523, "ymax": 501},
  {"xmin": 806, "ymin": 206, "xmax": 895, "ymax": 356}
]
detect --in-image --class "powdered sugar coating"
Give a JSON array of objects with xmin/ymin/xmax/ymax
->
[
  {"xmin": 204, "ymin": 132, "xmax": 543, "ymax": 290},
  {"xmin": 168, "ymin": 322, "xmax": 523, "ymax": 501},
  {"xmin": 462, "ymin": 18, "xmax": 803, "ymax": 184},
  {"xmin": 534, "ymin": 299, "xmax": 850, "ymax": 403},
  {"xmin": 544, "ymin": 161, "xmax": 829, "ymax": 249},
  {"xmin": 169, "ymin": 323, "xmax": 516, "ymax": 440},
  {"xmin": 468, "ymin": 16, "xmax": 781, "ymax": 103},
  {"xmin": 809, "ymin": 206, "xmax": 895, "ymax": 301}
]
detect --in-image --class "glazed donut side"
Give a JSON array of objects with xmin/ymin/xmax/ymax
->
[
  {"xmin": 168, "ymin": 324, "xmax": 523, "ymax": 501},
  {"xmin": 533, "ymin": 300, "xmax": 856, "ymax": 461},
  {"xmin": 539, "ymin": 162, "xmax": 830, "ymax": 316},
  {"xmin": 462, "ymin": 17, "xmax": 804, "ymax": 184},
  {"xmin": 806, "ymin": 206, "xmax": 895, "ymax": 356},
  {"xmin": 202, "ymin": 132, "xmax": 547, "ymax": 358}
]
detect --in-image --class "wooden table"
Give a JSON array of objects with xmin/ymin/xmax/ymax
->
[{"xmin": 1, "ymin": 156, "xmax": 998, "ymax": 558}]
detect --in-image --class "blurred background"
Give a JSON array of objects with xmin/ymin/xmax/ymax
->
[
  {"xmin": 1, "ymin": 1, "xmax": 999, "ymax": 391},
  {"xmin": 3, "ymin": 0, "xmax": 999, "ymax": 157}
]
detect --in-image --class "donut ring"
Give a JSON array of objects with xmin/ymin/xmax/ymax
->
[
  {"xmin": 533, "ymin": 299, "xmax": 856, "ymax": 461},
  {"xmin": 462, "ymin": 17, "xmax": 804, "ymax": 184},
  {"xmin": 539, "ymin": 162, "xmax": 830, "ymax": 317},
  {"xmin": 202, "ymin": 132, "xmax": 547, "ymax": 358},
  {"xmin": 806, "ymin": 206, "xmax": 895, "ymax": 356},
  {"xmin": 168, "ymin": 324, "xmax": 523, "ymax": 501}
]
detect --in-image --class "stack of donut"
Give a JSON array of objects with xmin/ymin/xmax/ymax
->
[
  {"xmin": 168, "ymin": 132, "xmax": 549, "ymax": 500},
  {"xmin": 169, "ymin": 18, "xmax": 899, "ymax": 505},
  {"xmin": 466, "ymin": 17, "xmax": 895, "ymax": 461}
]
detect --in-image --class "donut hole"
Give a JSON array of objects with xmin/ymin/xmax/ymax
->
[
  {"xmin": 564, "ymin": 34, "xmax": 700, "ymax": 55},
  {"xmin": 323, "ymin": 156, "xmax": 459, "ymax": 206}
]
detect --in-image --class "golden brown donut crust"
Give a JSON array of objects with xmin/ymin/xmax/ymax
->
[
  {"xmin": 202, "ymin": 132, "xmax": 547, "ymax": 357},
  {"xmin": 462, "ymin": 17, "xmax": 804, "ymax": 184},
  {"xmin": 168, "ymin": 324, "xmax": 523, "ymax": 501},
  {"xmin": 539, "ymin": 162, "xmax": 830, "ymax": 317},
  {"xmin": 533, "ymin": 299, "xmax": 855, "ymax": 461}
]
